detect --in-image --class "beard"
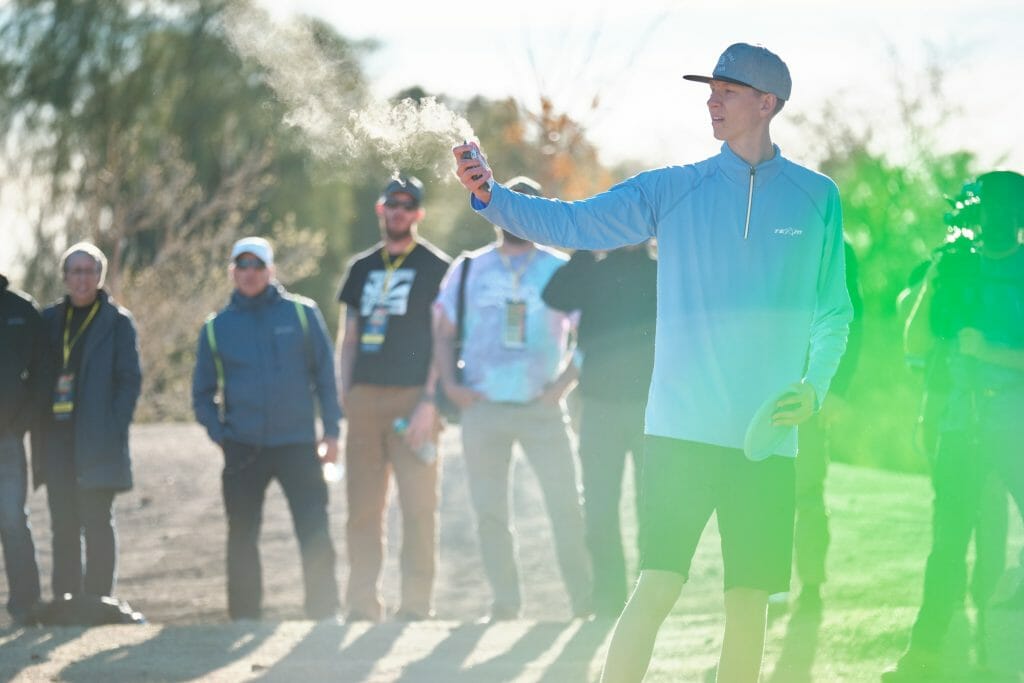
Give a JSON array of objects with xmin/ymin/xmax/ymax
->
[{"xmin": 384, "ymin": 221, "xmax": 413, "ymax": 242}]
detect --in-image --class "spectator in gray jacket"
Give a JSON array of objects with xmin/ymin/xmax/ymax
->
[{"xmin": 192, "ymin": 237, "xmax": 341, "ymax": 620}]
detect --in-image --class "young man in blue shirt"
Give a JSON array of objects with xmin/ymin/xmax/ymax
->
[{"xmin": 454, "ymin": 43, "xmax": 851, "ymax": 683}]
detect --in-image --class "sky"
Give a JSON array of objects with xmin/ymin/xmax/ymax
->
[
  {"xmin": 3, "ymin": 0, "xmax": 1022, "ymax": 276},
  {"xmin": 262, "ymin": 0, "xmax": 1024, "ymax": 171}
]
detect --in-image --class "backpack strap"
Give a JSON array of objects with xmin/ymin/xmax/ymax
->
[
  {"xmin": 288, "ymin": 296, "xmax": 314, "ymax": 382},
  {"xmin": 293, "ymin": 298, "xmax": 309, "ymax": 336},
  {"xmin": 455, "ymin": 255, "xmax": 472, "ymax": 359},
  {"xmin": 204, "ymin": 298, "xmax": 315, "ymax": 416},
  {"xmin": 204, "ymin": 313, "xmax": 225, "ymax": 419}
]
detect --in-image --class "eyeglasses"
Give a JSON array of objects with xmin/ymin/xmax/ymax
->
[
  {"xmin": 234, "ymin": 257, "xmax": 267, "ymax": 270},
  {"xmin": 383, "ymin": 198, "xmax": 419, "ymax": 211},
  {"xmin": 66, "ymin": 268, "xmax": 99, "ymax": 278}
]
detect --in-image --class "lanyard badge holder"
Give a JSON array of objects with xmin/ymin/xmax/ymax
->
[
  {"xmin": 499, "ymin": 249, "xmax": 535, "ymax": 350},
  {"xmin": 361, "ymin": 242, "xmax": 416, "ymax": 353},
  {"xmin": 53, "ymin": 300, "xmax": 100, "ymax": 420},
  {"xmin": 503, "ymin": 299, "xmax": 527, "ymax": 349}
]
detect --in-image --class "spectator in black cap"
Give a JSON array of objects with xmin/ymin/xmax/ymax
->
[
  {"xmin": 541, "ymin": 241, "xmax": 657, "ymax": 619},
  {"xmin": 886, "ymin": 171, "xmax": 1024, "ymax": 681},
  {"xmin": 336, "ymin": 176, "xmax": 450, "ymax": 621}
]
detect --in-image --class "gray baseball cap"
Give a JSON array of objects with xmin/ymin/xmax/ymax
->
[
  {"xmin": 684, "ymin": 43, "xmax": 792, "ymax": 101},
  {"xmin": 504, "ymin": 176, "xmax": 543, "ymax": 197}
]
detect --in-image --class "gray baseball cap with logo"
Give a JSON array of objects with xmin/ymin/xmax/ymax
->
[{"xmin": 684, "ymin": 43, "xmax": 792, "ymax": 101}]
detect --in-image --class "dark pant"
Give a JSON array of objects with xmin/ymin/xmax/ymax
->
[
  {"xmin": 0, "ymin": 434, "xmax": 41, "ymax": 618},
  {"xmin": 44, "ymin": 429, "xmax": 117, "ymax": 597},
  {"xmin": 222, "ymin": 440, "xmax": 339, "ymax": 620},
  {"xmin": 795, "ymin": 413, "xmax": 830, "ymax": 589},
  {"xmin": 910, "ymin": 427, "xmax": 1024, "ymax": 652},
  {"xmin": 578, "ymin": 396, "xmax": 645, "ymax": 617}
]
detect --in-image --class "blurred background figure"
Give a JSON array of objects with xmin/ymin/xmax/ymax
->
[
  {"xmin": 542, "ymin": 243, "xmax": 657, "ymax": 619},
  {"xmin": 0, "ymin": 272, "xmax": 45, "ymax": 625},
  {"xmin": 336, "ymin": 177, "xmax": 449, "ymax": 622},
  {"xmin": 435, "ymin": 177, "xmax": 592, "ymax": 622},
  {"xmin": 772, "ymin": 240, "xmax": 863, "ymax": 616},
  {"xmin": 192, "ymin": 237, "xmax": 341, "ymax": 621},
  {"xmin": 900, "ymin": 254, "xmax": 1011, "ymax": 632},
  {"xmin": 34, "ymin": 242, "xmax": 141, "ymax": 603},
  {"xmin": 886, "ymin": 171, "xmax": 1024, "ymax": 681}
]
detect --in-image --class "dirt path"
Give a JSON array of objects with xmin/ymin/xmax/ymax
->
[
  {"xmin": 4, "ymin": 423, "xmax": 617, "ymax": 625},
  {"xmin": 2, "ymin": 423, "xmax": 1022, "ymax": 682}
]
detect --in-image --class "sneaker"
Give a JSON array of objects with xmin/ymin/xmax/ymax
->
[
  {"xmin": 345, "ymin": 610, "xmax": 379, "ymax": 624},
  {"xmin": 991, "ymin": 583, "xmax": 1024, "ymax": 611},
  {"xmin": 881, "ymin": 648, "xmax": 942, "ymax": 682},
  {"xmin": 795, "ymin": 585, "xmax": 823, "ymax": 615},
  {"xmin": 476, "ymin": 605, "xmax": 519, "ymax": 625},
  {"xmin": 392, "ymin": 609, "xmax": 434, "ymax": 622},
  {"xmin": 767, "ymin": 591, "xmax": 790, "ymax": 620},
  {"xmin": 9, "ymin": 601, "xmax": 42, "ymax": 628}
]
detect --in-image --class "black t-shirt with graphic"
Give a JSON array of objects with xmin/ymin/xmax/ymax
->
[{"xmin": 338, "ymin": 240, "xmax": 450, "ymax": 386}]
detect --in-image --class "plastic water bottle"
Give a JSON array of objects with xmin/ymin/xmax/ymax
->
[
  {"xmin": 321, "ymin": 461, "xmax": 343, "ymax": 484},
  {"xmin": 393, "ymin": 417, "xmax": 437, "ymax": 464},
  {"xmin": 318, "ymin": 442, "xmax": 344, "ymax": 484}
]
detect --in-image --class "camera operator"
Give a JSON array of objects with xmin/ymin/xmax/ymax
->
[{"xmin": 886, "ymin": 171, "xmax": 1024, "ymax": 680}]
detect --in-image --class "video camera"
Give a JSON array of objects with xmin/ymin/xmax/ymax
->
[{"xmin": 930, "ymin": 180, "xmax": 983, "ymax": 338}]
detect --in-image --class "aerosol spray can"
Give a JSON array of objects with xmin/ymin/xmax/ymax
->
[
  {"xmin": 461, "ymin": 141, "xmax": 491, "ymax": 192},
  {"xmin": 393, "ymin": 417, "xmax": 437, "ymax": 464}
]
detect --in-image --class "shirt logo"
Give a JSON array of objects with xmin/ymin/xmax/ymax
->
[
  {"xmin": 773, "ymin": 227, "xmax": 804, "ymax": 237},
  {"xmin": 6, "ymin": 317, "xmax": 25, "ymax": 326},
  {"xmin": 360, "ymin": 269, "xmax": 417, "ymax": 316}
]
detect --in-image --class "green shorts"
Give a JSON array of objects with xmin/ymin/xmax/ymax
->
[{"xmin": 639, "ymin": 436, "xmax": 795, "ymax": 593}]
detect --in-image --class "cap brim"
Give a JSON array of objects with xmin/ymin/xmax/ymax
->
[{"xmin": 683, "ymin": 74, "xmax": 757, "ymax": 89}]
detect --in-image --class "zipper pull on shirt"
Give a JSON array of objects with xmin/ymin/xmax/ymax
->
[{"xmin": 744, "ymin": 167, "xmax": 756, "ymax": 240}]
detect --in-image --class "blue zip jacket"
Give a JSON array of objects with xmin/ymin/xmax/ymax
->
[
  {"xmin": 192, "ymin": 283, "xmax": 341, "ymax": 447},
  {"xmin": 474, "ymin": 143, "xmax": 852, "ymax": 456}
]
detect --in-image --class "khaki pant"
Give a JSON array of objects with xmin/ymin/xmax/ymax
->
[
  {"xmin": 461, "ymin": 399, "xmax": 593, "ymax": 617},
  {"xmin": 344, "ymin": 384, "xmax": 438, "ymax": 619}
]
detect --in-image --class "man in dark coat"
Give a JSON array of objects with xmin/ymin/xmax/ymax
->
[
  {"xmin": 34, "ymin": 242, "xmax": 142, "ymax": 599},
  {"xmin": 541, "ymin": 244, "xmax": 657, "ymax": 618},
  {"xmin": 0, "ymin": 273, "xmax": 45, "ymax": 624}
]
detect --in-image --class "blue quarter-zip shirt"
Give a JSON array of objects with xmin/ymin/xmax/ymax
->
[{"xmin": 473, "ymin": 143, "xmax": 852, "ymax": 456}]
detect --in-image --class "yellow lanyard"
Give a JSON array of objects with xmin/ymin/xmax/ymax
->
[
  {"xmin": 63, "ymin": 300, "xmax": 100, "ymax": 368},
  {"xmin": 378, "ymin": 240, "xmax": 416, "ymax": 300},
  {"xmin": 497, "ymin": 248, "xmax": 536, "ymax": 296}
]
